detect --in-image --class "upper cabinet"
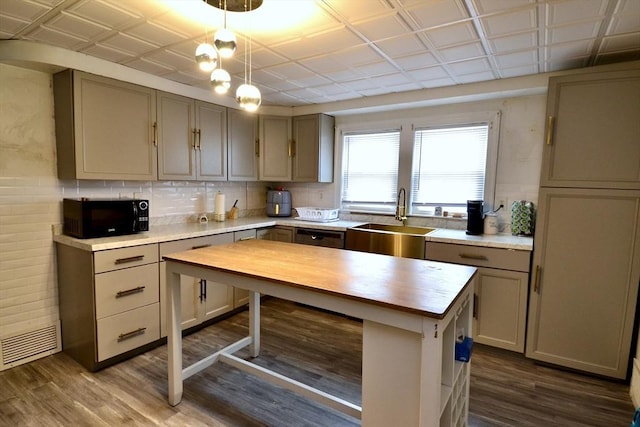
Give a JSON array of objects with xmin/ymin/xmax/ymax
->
[
  {"xmin": 53, "ymin": 70, "xmax": 157, "ymax": 181},
  {"xmin": 157, "ymin": 92, "xmax": 226, "ymax": 181},
  {"xmin": 541, "ymin": 70, "xmax": 640, "ymax": 189},
  {"xmin": 228, "ymin": 109, "xmax": 259, "ymax": 181},
  {"xmin": 258, "ymin": 114, "xmax": 335, "ymax": 183},
  {"xmin": 259, "ymin": 115, "xmax": 292, "ymax": 181},
  {"xmin": 293, "ymin": 114, "xmax": 335, "ymax": 183}
]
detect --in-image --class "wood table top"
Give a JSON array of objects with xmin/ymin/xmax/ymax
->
[{"xmin": 163, "ymin": 239, "xmax": 477, "ymax": 319}]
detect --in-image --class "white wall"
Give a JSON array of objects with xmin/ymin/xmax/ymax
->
[{"xmin": 0, "ymin": 61, "xmax": 545, "ymax": 362}]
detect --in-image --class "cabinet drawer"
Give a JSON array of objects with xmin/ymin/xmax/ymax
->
[
  {"xmin": 160, "ymin": 233, "xmax": 233, "ymax": 257},
  {"xmin": 94, "ymin": 244, "xmax": 158, "ymax": 273},
  {"xmin": 426, "ymin": 242, "xmax": 530, "ymax": 272},
  {"xmin": 95, "ymin": 263, "xmax": 159, "ymax": 319},
  {"xmin": 97, "ymin": 303, "xmax": 159, "ymax": 361},
  {"xmin": 234, "ymin": 229, "xmax": 257, "ymax": 241}
]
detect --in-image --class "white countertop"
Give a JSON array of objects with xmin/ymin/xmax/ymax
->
[
  {"xmin": 53, "ymin": 216, "xmax": 533, "ymax": 252},
  {"xmin": 426, "ymin": 228, "xmax": 533, "ymax": 251}
]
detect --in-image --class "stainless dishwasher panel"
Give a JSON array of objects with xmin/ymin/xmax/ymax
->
[{"xmin": 294, "ymin": 228, "xmax": 345, "ymax": 249}]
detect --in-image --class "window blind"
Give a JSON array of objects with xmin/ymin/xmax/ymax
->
[
  {"xmin": 342, "ymin": 131, "xmax": 400, "ymax": 211},
  {"xmin": 411, "ymin": 124, "xmax": 488, "ymax": 210}
]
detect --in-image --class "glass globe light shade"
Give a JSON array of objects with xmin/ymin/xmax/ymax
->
[
  {"xmin": 195, "ymin": 43, "xmax": 217, "ymax": 72},
  {"xmin": 236, "ymin": 84, "xmax": 261, "ymax": 112},
  {"xmin": 214, "ymin": 28, "xmax": 237, "ymax": 58},
  {"xmin": 210, "ymin": 68, "xmax": 231, "ymax": 94}
]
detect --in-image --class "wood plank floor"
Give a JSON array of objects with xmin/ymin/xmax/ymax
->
[{"xmin": 0, "ymin": 298, "xmax": 634, "ymax": 426}]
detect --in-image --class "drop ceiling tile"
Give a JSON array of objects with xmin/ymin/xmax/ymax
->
[
  {"xmin": 481, "ymin": 7, "xmax": 537, "ymax": 37},
  {"xmin": 421, "ymin": 76, "xmax": 458, "ymax": 88},
  {"xmin": 100, "ymin": 32, "xmax": 159, "ymax": 55},
  {"xmin": 0, "ymin": 0, "xmax": 52, "ymax": 22},
  {"xmin": 473, "ymin": 0, "xmax": 537, "ymax": 15},
  {"xmin": 162, "ymin": 70, "xmax": 200, "ymax": 86},
  {"xmin": 407, "ymin": 65, "xmax": 451, "ymax": 81},
  {"xmin": 328, "ymin": 44, "xmax": 386, "ymax": 67},
  {"xmin": 355, "ymin": 60, "xmax": 399, "ymax": 77},
  {"xmin": 322, "ymin": 0, "xmax": 394, "ymax": 22},
  {"xmin": 127, "ymin": 20, "xmax": 187, "ymax": 47},
  {"xmin": 617, "ymin": 0, "xmax": 640, "ymax": 14},
  {"xmin": 547, "ymin": 0, "xmax": 608, "ymax": 25},
  {"xmin": 352, "ymin": 13, "xmax": 410, "ymax": 42},
  {"xmin": 145, "ymin": 49, "xmax": 194, "ymax": 71},
  {"xmin": 547, "ymin": 39, "xmax": 594, "ymax": 60},
  {"xmin": 262, "ymin": 62, "xmax": 317, "ymax": 80},
  {"xmin": 271, "ymin": 27, "xmax": 364, "ymax": 59},
  {"xmin": 289, "ymin": 73, "xmax": 334, "ymax": 89},
  {"xmin": 0, "ymin": 12, "xmax": 30, "ymax": 35},
  {"xmin": 68, "ymin": 0, "xmax": 141, "ymax": 28},
  {"xmin": 488, "ymin": 31, "xmax": 537, "ymax": 54},
  {"xmin": 439, "ymin": 41, "xmax": 486, "ymax": 62},
  {"xmin": 456, "ymin": 71, "xmax": 496, "ymax": 83},
  {"xmin": 405, "ymin": 0, "xmax": 469, "ymax": 29},
  {"xmin": 81, "ymin": 43, "xmax": 135, "ymax": 63},
  {"xmin": 376, "ymin": 33, "xmax": 429, "ymax": 58},
  {"xmin": 255, "ymin": 71, "xmax": 303, "ymax": 90},
  {"xmin": 126, "ymin": 57, "xmax": 175, "ymax": 75},
  {"xmin": 339, "ymin": 77, "xmax": 379, "ymax": 91},
  {"xmin": 495, "ymin": 49, "xmax": 538, "ymax": 68},
  {"xmin": 307, "ymin": 83, "xmax": 354, "ymax": 97},
  {"xmin": 99, "ymin": 0, "xmax": 170, "ymax": 20},
  {"xmin": 45, "ymin": 11, "xmax": 111, "ymax": 40},
  {"xmin": 546, "ymin": 56, "xmax": 589, "ymax": 71},
  {"xmin": 393, "ymin": 51, "xmax": 440, "ymax": 71},
  {"xmin": 299, "ymin": 54, "xmax": 349, "ymax": 74},
  {"xmin": 425, "ymin": 21, "xmax": 478, "ymax": 49},
  {"xmin": 26, "ymin": 25, "xmax": 88, "ymax": 50},
  {"xmin": 548, "ymin": 21, "xmax": 602, "ymax": 44},
  {"xmin": 608, "ymin": 12, "xmax": 640, "ymax": 34},
  {"xmin": 448, "ymin": 57, "xmax": 493, "ymax": 75},
  {"xmin": 150, "ymin": 10, "xmax": 204, "ymax": 39},
  {"xmin": 600, "ymin": 33, "xmax": 640, "ymax": 52},
  {"xmin": 499, "ymin": 63, "xmax": 539, "ymax": 77},
  {"xmin": 323, "ymin": 68, "xmax": 366, "ymax": 82}
]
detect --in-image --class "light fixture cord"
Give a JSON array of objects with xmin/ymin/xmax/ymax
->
[
  {"xmin": 243, "ymin": 0, "xmax": 248, "ymax": 85},
  {"xmin": 248, "ymin": 0, "xmax": 253, "ymax": 85}
]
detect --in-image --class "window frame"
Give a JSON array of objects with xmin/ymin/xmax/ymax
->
[{"xmin": 338, "ymin": 111, "xmax": 501, "ymax": 217}]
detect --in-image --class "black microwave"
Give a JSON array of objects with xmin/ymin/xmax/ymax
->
[{"xmin": 63, "ymin": 198, "xmax": 149, "ymax": 239}]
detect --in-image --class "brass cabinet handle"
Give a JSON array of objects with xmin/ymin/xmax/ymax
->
[
  {"xmin": 115, "ymin": 286, "xmax": 145, "ymax": 298},
  {"xmin": 191, "ymin": 244, "xmax": 211, "ymax": 250},
  {"xmin": 192, "ymin": 129, "xmax": 198, "ymax": 149},
  {"xmin": 255, "ymin": 139, "xmax": 260, "ymax": 157},
  {"xmin": 197, "ymin": 129, "xmax": 202, "ymax": 149},
  {"xmin": 117, "ymin": 327, "xmax": 146, "ymax": 342},
  {"xmin": 533, "ymin": 265, "xmax": 542, "ymax": 292},
  {"xmin": 152, "ymin": 122, "xmax": 158, "ymax": 147},
  {"xmin": 473, "ymin": 294, "xmax": 478, "ymax": 319},
  {"xmin": 459, "ymin": 253, "xmax": 488, "ymax": 261},
  {"xmin": 289, "ymin": 140, "xmax": 296, "ymax": 157},
  {"xmin": 114, "ymin": 255, "xmax": 144, "ymax": 265},
  {"xmin": 546, "ymin": 116, "xmax": 554, "ymax": 146},
  {"xmin": 238, "ymin": 236, "xmax": 255, "ymax": 241}
]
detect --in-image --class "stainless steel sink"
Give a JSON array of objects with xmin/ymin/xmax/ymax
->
[{"xmin": 345, "ymin": 223, "xmax": 435, "ymax": 259}]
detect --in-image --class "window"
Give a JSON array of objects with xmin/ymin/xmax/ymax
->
[
  {"xmin": 339, "ymin": 111, "xmax": 499, "ymax": 216},
  {"xmin": 411, "ymin": 124, "xmax": 489, "ymax": 214},
  {"xmin": 341, "ymin": 131, "xmax": 400, "ymax": 213}
]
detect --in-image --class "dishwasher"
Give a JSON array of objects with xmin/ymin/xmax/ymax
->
[{"xmin": 294, "ymin": 228, "xmax": 345, "ymax": 249}]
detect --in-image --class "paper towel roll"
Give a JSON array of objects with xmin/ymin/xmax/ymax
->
[{"xmin": 214, "ymin": 192, "xmax": 225, "ymax": 222}]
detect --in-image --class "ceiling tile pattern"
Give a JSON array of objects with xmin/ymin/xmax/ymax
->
[{"xmin": 1, "ymin": 0, "xmax": 639, "ymax": 108}]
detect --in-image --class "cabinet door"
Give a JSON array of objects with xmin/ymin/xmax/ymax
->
[
  {"xmin": 259, "ymin": 115, "xmax": 292, "ymax": 181},
  {"xmin": 228, "ymin": 109, "xmax": 258, "ymax": 181},
  {"xmin": 542, "ymin": 70, "xmax": 640, "ymax": 189},
  {"xmin": 59, "ymin": 71, "xmax": 157, "ymax": 180},
  {"xmin": 292, "ymin": 114, "xmax": 334, "ymax": 183},
  {"xmin": 474, "ymin": 267, "xmax": 528, "ymax": 352},
  {"xmin": 196, "ymin": 101, "xmax": 227, "ymax": 181},
  {"xmin": 526, "ymin": 188, "xmax": 640, "ymax": 379},
  {"xmin": 157, "ymin": 92, "xmax": 196, "ymax": 180}
]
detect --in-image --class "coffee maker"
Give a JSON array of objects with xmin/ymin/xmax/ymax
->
[{"xmin": 466, "ymin": 200, "xmax": 484, "ymax": 235}]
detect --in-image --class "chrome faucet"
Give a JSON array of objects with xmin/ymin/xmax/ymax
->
[{"xmin": 395, "ymin": 187, "xmax": 407, "ymax": 225}]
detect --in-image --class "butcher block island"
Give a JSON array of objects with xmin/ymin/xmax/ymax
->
[{"xmin": 164, "ymin": 239, "xmax": 477, "ymax": 427}]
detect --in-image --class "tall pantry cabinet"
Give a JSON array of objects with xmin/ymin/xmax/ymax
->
[{"xmin": 526, "ymin": 69, "xmax": 640, "ymax": 379}]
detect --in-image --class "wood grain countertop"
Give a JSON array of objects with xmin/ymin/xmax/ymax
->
[{"xmin": 163, "ymin": 239, "xmax": 477, "ymax": 319}]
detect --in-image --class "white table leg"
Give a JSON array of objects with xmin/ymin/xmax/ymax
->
[
  {"xmin": 167, "ymin": 268, "xmax": 183, "ymax": 406},
  {"xmin": 249, "ymin": 291, "xmax": 260, "ymax": 357}
]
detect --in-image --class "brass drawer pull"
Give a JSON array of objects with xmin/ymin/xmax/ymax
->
[
  {"xmin": 459, "ymin": 253, "xmax": 488, "ymax": 261},
  {"xmin": 117, "ymin": 327, "xmax": 147, "ymax": 342},
  {"xmin": 191, "ymin": 244, "xmax": 212, "ymax": 250},
  {"xmin": 115, "ymin": 286, "xmax": 145, "ymax": 298},
  {"xmin": 114, "ymin": 255, "xmax": 144, "ymax": 265},
  {"xmin": 238, "ymin": 236, "xmax": 255, "ymax": 241},
  {"xmin": 533, "ymin": 265, "xmax": 542, "ymax": 293},
  {"xmin": 546, "ymin": 116, "xmax": 554, "ymax": 146}
]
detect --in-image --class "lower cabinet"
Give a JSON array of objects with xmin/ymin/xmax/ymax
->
[
  {"xmin": 57, "ymin": 243, "xmax": 160, "ymax": 371},
  {"xmin": 426, "ymin": 242, "xmax": 530, "ymax": 353},
  {"xmin": 159, "ymin": 233, "xmax": 235, "ymax": 337},
  {"xmin": 256, "ymin": 225, "xmax": 294, "ymax": 242}
]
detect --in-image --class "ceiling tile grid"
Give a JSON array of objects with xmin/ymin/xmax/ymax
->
[{"xmin": 0, "ymin": 0, "xmax": 638, "ymax": 108}]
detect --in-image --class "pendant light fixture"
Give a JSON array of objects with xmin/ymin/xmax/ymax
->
[
  {"xmin": 213, "ymin": 0, "xmax": 236, "ymax": 58},
  {"xmin": 210, "ymin": 59, "xmax": 231, "ymax": 94},
  {"xmin": 195, "ymin": 27, "xmax": 217, "ymax": 72},
  {"xmin": 235, "ymin": 0, "xmax": 261, "ymax": 112}
]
